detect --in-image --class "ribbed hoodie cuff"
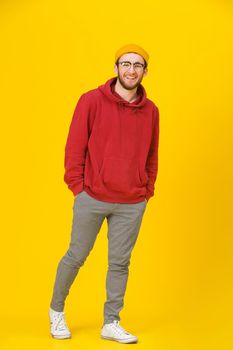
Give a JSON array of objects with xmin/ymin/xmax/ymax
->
[{"xmin": 70, "ymin": 183, "xmax": 84, "ymax": 197}]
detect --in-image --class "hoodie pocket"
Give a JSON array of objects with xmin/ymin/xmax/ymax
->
[{"xmin": 95, "ymin": 156, "xmax": 142, "ymax": 193}]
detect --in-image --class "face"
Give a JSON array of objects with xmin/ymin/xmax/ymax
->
[{"xmin": 114, "ymin": 53, "xmax": 148, "ymax": 90}]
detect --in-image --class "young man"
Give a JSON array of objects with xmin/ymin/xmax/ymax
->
[{"xmin": 49, "ymin": 44, "xmax": 160, "ymax": 343}]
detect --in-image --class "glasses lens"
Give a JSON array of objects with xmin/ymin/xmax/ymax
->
[
  {"xmin": 134, "ymin": 63, "xmax": 144, "ymax": 69},
  {"xmin": 120, "ymin": 62, "xmax": 131, "ymax": 68},
  {"xmin": 119, "ymin": 61, "xmax": 144, "ymax": 70}
]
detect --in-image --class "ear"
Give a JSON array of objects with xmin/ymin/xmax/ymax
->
[
  {"xmin": 143, "ymin": 67, "xmax": 148, "ymax": 77},
  {"xmin": 114, "ymin": 64, "xmax": 118, "ymax": 75}
]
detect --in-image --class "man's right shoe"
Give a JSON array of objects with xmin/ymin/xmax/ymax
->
[{"xmin": 49, "ymin": 307, "xmax": 71, "ymax": 339}]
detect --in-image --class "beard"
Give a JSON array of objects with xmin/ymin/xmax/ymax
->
[{"xmin": 117, "ymin": 73, "xmax": 144, "ymax": 91}]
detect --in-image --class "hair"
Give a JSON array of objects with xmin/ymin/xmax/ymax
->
[{"xmin": 115, "ymin": 57, "xmax": 148, "ymax": 69}]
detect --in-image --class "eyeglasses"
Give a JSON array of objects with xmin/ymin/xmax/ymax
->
[{"xmin": 118, "ymin": 61, "xmax": 145, "ymax": 71}]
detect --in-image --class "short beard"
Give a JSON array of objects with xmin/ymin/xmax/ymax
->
[{"xmin": 118, "ymin": 74, "xmax": 143, "ymax": 91}]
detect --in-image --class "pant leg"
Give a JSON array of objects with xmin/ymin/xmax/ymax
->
[
  {"xmin": 103, "ymin": 200, "xmax": 147, "ymax": 324},
  {"xmin": 50, "ymin": 191, "xmax": 111, "ymax": 312}
]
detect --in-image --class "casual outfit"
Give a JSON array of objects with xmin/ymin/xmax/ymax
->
[
  {"xmin": 49, "ymin": 76, "xmax": 160, "ymax": 342},
  {"xmin": 63, "ymin": 76, "xmax": 159, "ymax": 203}
]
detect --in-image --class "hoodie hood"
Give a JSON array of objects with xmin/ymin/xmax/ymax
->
[{"xmin": 98, "ymin": 77, "xmax": 148, "ymax": 108}]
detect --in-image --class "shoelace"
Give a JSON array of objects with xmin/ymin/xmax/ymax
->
[
  {"xmin": 52, "ymin": 312, "xmax": 68, "ymax": 331},
  {"xmin": 109, "ymin": 320, "xmax": 130, "ymax": 335}
]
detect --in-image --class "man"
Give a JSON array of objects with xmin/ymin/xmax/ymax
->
[{"xmin": 49, "ymin": 44, "xmax": 160, "ymax": 343}]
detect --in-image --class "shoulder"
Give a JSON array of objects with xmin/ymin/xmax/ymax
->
[
  {"xmin": 73, "ymin": 88, "xmax": 101, "ymax": 118},
  {"xmin": 80, "ymin": 87, "xmax": 101, "ymax": 103},
  {"xmin": 145, "ymin": 98, "xmax": 159, "ymax": 122},
  {"xmin": 146, "ymin": 97, "xmax": 159, "ymax": 112}
]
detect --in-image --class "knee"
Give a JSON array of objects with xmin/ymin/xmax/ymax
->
[
  {"xmin": 61, "ymin": 249, "xmax": 87, "ymax": 269},
  {"xmin": 108, "ymin": 259, "xmax": 130, "ymax": 272}
]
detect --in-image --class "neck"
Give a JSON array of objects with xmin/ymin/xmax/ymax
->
[{"xmin": 114, "ymin": 78, "xmax": 138, "ymax": 103}]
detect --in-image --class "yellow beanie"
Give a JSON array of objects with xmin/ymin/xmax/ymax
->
[{"xmin": 115, "ymin": 44, "xmax": 149, "ymax": 65}]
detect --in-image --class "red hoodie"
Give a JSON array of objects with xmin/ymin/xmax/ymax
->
[{"xmin": 64, "ymin": 76, "xmax": 159, "ymax": 203}]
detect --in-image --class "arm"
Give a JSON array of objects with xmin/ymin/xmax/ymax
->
[
  {"xmin": 64, "ymin": 93, "xmax": 90, "ymax": 196},
  {"xmin": 145, "ymin": 106, "xmax": 160, "ymax": 202}
]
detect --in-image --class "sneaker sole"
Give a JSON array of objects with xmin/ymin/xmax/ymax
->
[
  {"xmin": 51, "ymin": 333, "xmax": 72, "ymax": 339},
  {"xmin": 101, "ymin": 335, "xmax": 138, "ymax": 344}
]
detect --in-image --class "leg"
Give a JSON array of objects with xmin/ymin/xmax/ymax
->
[
  {"xmin": 103, "ymin": 200, "xmax": 146, "ymax": 324},
  {"xmin": 50, "ymin": 191, "xmax": 108, "ymax": 312}
]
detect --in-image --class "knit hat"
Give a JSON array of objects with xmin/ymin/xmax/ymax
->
[{"xmin": 115, "ymin": 44, "xmax": 149, "ymax": 65}]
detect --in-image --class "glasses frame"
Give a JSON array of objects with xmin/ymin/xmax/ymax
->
[{"xmin": 117, "ymin": 60, "xmax": 146, "ymax": 71}]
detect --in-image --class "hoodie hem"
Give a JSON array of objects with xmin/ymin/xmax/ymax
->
[{"xmin": 83, "ymin": 185, "xmax": 146, "ymax": 204}]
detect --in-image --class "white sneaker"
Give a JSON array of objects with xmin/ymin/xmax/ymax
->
[
  {"xmin": 101, "ymin": 320, "xmax": 138, "ymax": 344},
  {"xmin": 49, "ymin": 307, "xmax": 71, "ymax": 339}
]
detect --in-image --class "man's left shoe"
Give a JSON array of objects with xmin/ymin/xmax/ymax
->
[{"xmin": 101, "ymin": 320, "xmax": 138, "ymax": 344}]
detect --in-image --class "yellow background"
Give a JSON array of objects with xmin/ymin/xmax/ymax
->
[{"xmin": 1, "ymin": 0, "xmax": 233, "ymax": 349}]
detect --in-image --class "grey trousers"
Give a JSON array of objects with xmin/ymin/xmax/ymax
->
[{"xmin": 50, "ymin": 190, "xmax": 147, "ymax": 324}]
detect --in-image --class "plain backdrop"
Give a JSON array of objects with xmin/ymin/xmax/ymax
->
[{"xmin": 0, "ymin": 0, "xmax": 233, "ymax": 349}]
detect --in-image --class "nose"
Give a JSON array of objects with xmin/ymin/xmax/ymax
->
[{"xmin": 128, "ymin": 64, "xmax": 137, "ymax": 73}]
